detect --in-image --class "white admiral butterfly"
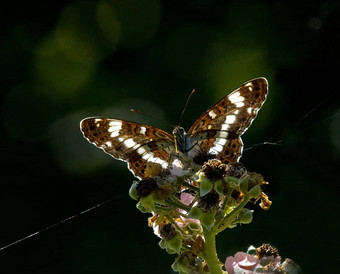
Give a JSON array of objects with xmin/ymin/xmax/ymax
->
[{"xmin": 81, "ymin": 78, "xmax": 268, "ymax": 179}]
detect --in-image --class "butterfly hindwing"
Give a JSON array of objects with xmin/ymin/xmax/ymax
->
[
  {"xmin": 80, "ymin": 118, "xmax": 175, "ymax": 179},
  {"xmin": 188, "ymin": 78, "xmax": 268, "ymax": 163}
]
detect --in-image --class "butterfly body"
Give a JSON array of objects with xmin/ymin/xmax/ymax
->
[
  {"xmin": 81, "ymin": 78, "xmax": 268, "ymax": 180},
  {"xmin": 172, "ymin": 126, "xmax": 193, "ymax": 154}
]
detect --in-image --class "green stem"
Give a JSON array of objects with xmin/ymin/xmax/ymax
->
[
  {"xmin": 220, "ymin": 187, "xmax": 233, "ymax": 212},
  {"xmin": 202, "ymin": 227, "xmax": 223, "ymax": 274},
  {"xmin": 217, "ymin": 195, "xmax": 252, "ymax": 233},
  {"xmin": 166, "ymin": 215, "xmax": 187, "ymax": 236},
  {"xmin": 165, "ymin": 199, "xmax": 191, "ymax": 212},
  {"xmin": 181, "ymin": 180, "xmax": 200, "ymax": 192}
]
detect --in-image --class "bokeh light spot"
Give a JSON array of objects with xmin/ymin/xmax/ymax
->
[
  {"xmin": 35, "ymin": 34, "xmax": 95, "ymax": 97},
  {"xmin": 207, "ymin": 40, "xmax": 272, "ymax": 101},
  {"xmin": 56, "ymin": 1, "xmax": 120, "ymax": 65}
]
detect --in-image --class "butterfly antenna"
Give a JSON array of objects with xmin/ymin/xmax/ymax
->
[
  {"xmin": 179, "ymin": 89, "xmax": 196, "ymax": 123},
  {"xmin": 130, "ymin": 109, "xmax": 175, "ymax": 129},
  {"xmin": 243, "ymin": 141, "xmax": 282, "ymax": 152},
  {"xmin": 0, "ymin": 197, "xmax": 117, "ymax": 251}
]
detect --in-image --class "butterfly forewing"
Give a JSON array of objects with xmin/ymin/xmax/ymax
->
[
  {"xmin": 188, "ymin": 78, "xmax": 268, "ymax": 163},
  {"xmin": 81, "ymin": 118, "xmax": 175, "ymax": 179},
  {"xmin": 81, "ymin": 77, "xmax": 268, "ymax": 178}
]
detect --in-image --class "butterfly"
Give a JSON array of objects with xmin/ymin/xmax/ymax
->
[{"xmin": 80, "ymin": 78, "xmax": 268, "ymax": 180}]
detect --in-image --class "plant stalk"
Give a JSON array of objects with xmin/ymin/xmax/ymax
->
[{"xmin": 202, "ymin": 227, "xmax": 223, "ymax": 274}]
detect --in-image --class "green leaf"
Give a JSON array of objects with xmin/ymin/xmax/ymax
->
[
  {"xmin": 167, "ymin": 234, "xmax": 182, "ymax": 253},
  {"xmin": 214, "ymin": 179, "xmax": 225, "ymax": 197},
  {"xmin": 139, "ymin": 194, "xmax": 156, "ymax": 212},
  {"xmin": 136, "ymin": 201, "xmax": 150, "ymax": 213},
  {"xmin": 199, "ymin": 177, "xmax": 213, "ymax": 197},
  {"xmin": 239, "ymin": 208, "xmax": 253, "ymax": 224},
  {"xmin": 248, "ymin": 185, "xmax": 261, "ymax": 198},
  {"xmin": 188, "ymin": 207, "xmax": 202, "ymax": 219},
  {"xmin": 240, "ymin": 175, "xmax": 250, "ymax": 194},
  {"xmin": 201, "ymin": 212, "xmax": 215, "ymax": 230}
]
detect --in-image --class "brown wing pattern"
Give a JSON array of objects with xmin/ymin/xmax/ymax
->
[
  {"xmin": 188, "ymin": 78, "xmax": 268, "ymax": 163},
  {"xmin": 81, "ymin": 118, "xmax": 175, "ymax": 179}
]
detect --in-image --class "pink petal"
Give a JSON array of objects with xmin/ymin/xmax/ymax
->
[
  {"xmin": 225, "ymin": 256, "xmax": 237, "ymax": 274},
  {"xmin": 238, "ymin": 257, "xmax": 259, "ymax": 270},
  {"xmin": 180, "ymin": 193, "xmax": 194, "ymax": 205}
]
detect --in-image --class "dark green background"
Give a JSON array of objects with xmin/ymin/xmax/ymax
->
[{"xmin": 1, "ymin": 1, "xmax": 339, "ymax": 273}]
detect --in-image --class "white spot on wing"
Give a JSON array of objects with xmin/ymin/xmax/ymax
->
[
  {"xmin": 123, "ymin": 138, "xmax": 137, "ymax": 148},
  {"xmin": 245, "ymin": 82, "xmax": 253, "ymax": 91},
  {"xmin": 108, "ymin": 126, "xmax": 120, "ymax": 132},
  {"xmin": 137, "ymin": 147, "xmax": 147, "ymax": 155},
  {"xmin": 234, "ymin": 102, "xmax": 245, "ymax": 107},
  {"xmin": 108, "ymin": 121, "xmax": 122, "ymax": 133},
  {"xmin": 208, "ymin": 110, "xmax": 217, "ymax": 119},
  {"xmin": 208, "ymin": 138, "xmax": 227, "ymax": 154},
  {"xmin": 109, "ymin": 121, "xmax": 122, "ymax": 127},
  {"xmin": 111, "ymin": 131, "xmax": 119, "ymax": 137},
  {"xmin": 217, "ymin": 131, "xmax": 229, "ymax": 138},
  {"xmin": 140, "ymin": 126, "xmax": 147, "ymax": 135},
  {"xmin": 247, "ymin": 107, "xmax": 252, "ymax": 114},
  {"xmin": 221, "ymin": 124, "xmax": 230, "ymax": 130},
  {"xmin": 225, "ymin": 115, "xmax": 236, "ymax": 124},
  {"xmin": 105, "ymin": 141, "xmax": 112, "ymax": 147},
  {"xmin": 142, "ymin": 152, "xmax": 168, "ymax": 168},
  {"xmin": 229, "ymin": 92, "xmax": 244, "ymax": 103},
  {"xmin": 216, "ymin": 138, "xmax": 227, "ymax": 146},
  {"xmin": 142, "ymin": 152, "xmax": 152, "ymax": 160}
]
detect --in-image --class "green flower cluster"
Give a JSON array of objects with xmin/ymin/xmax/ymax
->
[{"xmin": 128, "ymin": 159, "xmax": 273, "ymax": 273}]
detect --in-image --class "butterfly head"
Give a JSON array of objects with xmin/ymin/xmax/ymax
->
[
  {"xmin": 172, "ymin": 126, "xmax": 186, "ymax": 139},
  {"xmin": 172, "ymin": 126, "xmax": 190, "ymax": 153}
]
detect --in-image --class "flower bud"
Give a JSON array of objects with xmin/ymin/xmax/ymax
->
[
  {"xmin": 159, "ymin": 223, "xmax": 177, "ymax": 240},
  {"xmin": 197, "ymin": 191, "xmax": 220, "ymax": 211},
  {"xmin": 259, "ymin": 192, "xmax": 272, "ymax": 210},
  {"xmin": 255, "ymin": 243, "xmax": 279, "ymax": 259},
  {"xmin": 225, "ymin": 162, "xmax": 246, "ymax": 177},
  {"xmin": 129, "ymin": 181, "xmax": 139, "ymax": 200},
  {"xmin": 159, "ymin": 234, "xmax": 182, "ymax": 254},
  {"xmin": 139, "ymin": 194, "xmax": 156, "ymax": 212},
  {"xmin": 200, "ymin": 159, "xmax": 227, "ymax": 180},
  {"xmin": 186, "ymin": 221, "xmax": 201, "ymax": 233},
  {"xmin": 167, "ymin": 234, "xmax": 182, "ymax": 253},
  {"xmin": 136, "ymin": 177, "xmax": 158, "ymax": 198},
  {"xmin": 172, "ymin": 251, "xmax": 202, "ymax": 273}
]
